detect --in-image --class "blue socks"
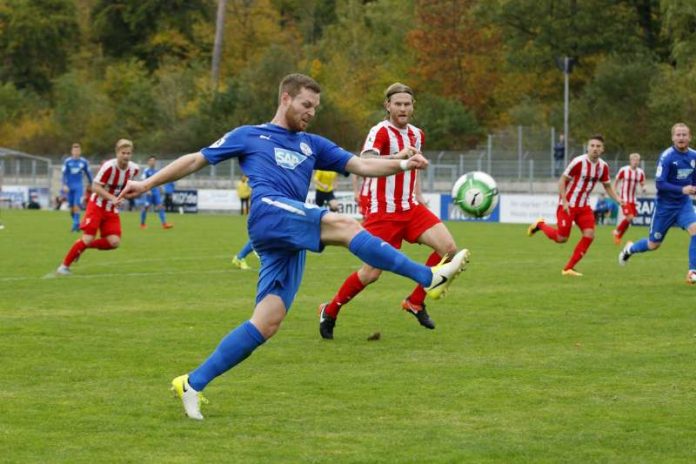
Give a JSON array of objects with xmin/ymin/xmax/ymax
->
[
  {"xmin": 690, "ymin": 235, "xmax": 696, "ymax": 269},
  {"xmin": 188, "ymin": 321, "xmax": 266, "ymax": 391},
  {"xmin": 71, "ymin": 212, "xmax": 80, "ymax": 229},
  {"xmin": 140, "ymin": 209, "xmax": 147, "ymax": 225},
  {"xmin": 348, "ymin": 230, "xmax": 432, "ymax": 287},
  {"xmin": 238, "ymin": 241, "xmax": 254, "ymax": 259},
  {"xmin": 629, "ymin": 239, "xmax": 650, "ymax": 254},
  {"xmin": 158, "ymin": 209, "xmax": 166, "ymax": 224}
]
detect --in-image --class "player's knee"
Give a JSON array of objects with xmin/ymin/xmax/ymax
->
[
  {"xmin": 583, "ymin": 230, "xmax": 595, "ymax": 239},
  {"xmin": 556, "ymin": 236, "xmax": 569, "ymax": 243},
  {"xmin": 359, "ymin": 266, "xmax": 382, "ymax": 285},
  {"xmin": 648, "ymin": 241, "xmax": 660, "ymax": 250},
  {"xmin": 107, "ymin": 236, "xmax": 121, "ymax": 248},
  {"xmin": 81, "ymin": 236, "xmax": 94, "ymax": 245}
]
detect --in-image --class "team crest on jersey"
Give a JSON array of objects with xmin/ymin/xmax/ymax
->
[
  {"xmin": 654, "ymin": 232, "xmax": 662, "ymax": 240},
  {"xmin": 300, "ymin": 142, "xmax": 313, "ymax": 156},
  {"xmin": 274, "ymin": 148, "xmax": 307, "ymax": 170}
]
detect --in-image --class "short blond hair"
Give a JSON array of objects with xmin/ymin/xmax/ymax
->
[
  {"xmin": 671, "ymin": 123, "xmax": 690, "ymax": 135},
  {"xmin": 115, "ymin": 138, "xmax": 133, "ymax": 151},
  {"xmin": 629, "ymin": 152, "xmax": 641, "ymax": 161}
]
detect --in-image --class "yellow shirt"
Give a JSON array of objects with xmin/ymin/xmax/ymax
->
[
  {"xmin": 237, "ymin": 179, "xmax": 251, "ymax": 199},
  {"xmin": 314, "ymin": 170, "xmax": 337, "ymax": 193}
]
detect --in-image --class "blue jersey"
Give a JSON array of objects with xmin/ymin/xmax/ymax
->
[
  {"xmin": 164, "ymin": 182, "xmax": 175, "ymax": 194},
  {"xmin": 62, "ymin": 157, "xmax": 92, "ymax": 189},
  {"xmin": 654, "ymin": 146, "xmax": 696, "ymax": 206},
  {"xmin": 200, "ymin": 123, "xmax": 353, "ymax": 204}
]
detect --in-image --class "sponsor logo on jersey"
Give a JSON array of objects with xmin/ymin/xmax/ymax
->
[
  {"xmin": 677, "ymin": 168, "xmax": 693, "ymax": 180},
  {"xmin": 300, "ymin": 142, "xmax": 313, "ymax": 156},
  {"xmin": 274, "ymin": 148, "xmax": 307, "ymax": 170},
  {"xmin": 210, "ymin": 136, "xmax": 227, "ymax": 148}
]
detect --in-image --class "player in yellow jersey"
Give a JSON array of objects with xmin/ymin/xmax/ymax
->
[{"xmin": 313, "ymin": 170, "xmax": 339, "ymax": 211}]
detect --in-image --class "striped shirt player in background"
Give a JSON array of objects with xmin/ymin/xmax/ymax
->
[
  {"xmin": 140, "ymin": 155, "xmax": 174, "ymax": 229},
  {"xmin": 528, "ymin": 134, "xmax": 623, "ymax": 276},
  {"xmin": 619, "ymin": 123, "xmax": 696, "ymax": 284},
  {"xmin": 318, "ymin": 82, "xmax": 462, "ymax": 339},
  {"xmin": 56, "ymin": 139, "xmax": 139, "ymax": 275},
  {"xmin": 612, "ymin": 153, "xmax": 646, "ymax": 244},
  {"xmin": 61, "ymin": 142, "xmax": 93, "ymax": 232}
]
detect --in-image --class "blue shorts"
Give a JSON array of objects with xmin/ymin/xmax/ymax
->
[
  {"xmin": 248, "ymin": 196, "xmax": 329, "ymax": 311},
  {"xmin": 145, "ymin": 190, "xmax": 162, "ymax": 207},
  {"xmin": 649, "ymin": 200, "xmax": 696, "ymax": 242},
  {"xmin": 67, "ymin": 187, "xmax": 83, "ymax": 208}
]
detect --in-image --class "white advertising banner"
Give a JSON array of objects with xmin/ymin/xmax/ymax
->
[
  {"xmin": 304, "ymin": 191, "xmax": 442, "ymax": 219},
  {"xmin": 198, "ymin": 189, "xmax": 239, "ymax": 211},
  {"xmin": 500, "ymin": 194, "xmax": 559, "ymax": 224}
]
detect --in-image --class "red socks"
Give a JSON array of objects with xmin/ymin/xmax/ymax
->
[
  {"xmin": 88, "ymin": 238, "xmax": 114, "ymax": 250},
  {"xmin": 324, "ymin": 272, "xmax": 366, "ymax": 318},
  {"xmin": 63, "ymin": 239, "xmax": 87, "ymax": 266},
  {"xmin": 615, "ymin": 219, "xmax": 630, "ymax": 238},
  {"xmin": 62, "ymin": 238, "xmax": 115, "ymax": 267},
  {"xmin": 538, "ymin": 222, "xmax": 561, "ymax": 242},
  {"xmin": 564, "ymin": 236, "xmax": 594, "ymax": 271},
  {"xmin": 406, "ymin": 251, "xmax": 443, "ymax": 306}
]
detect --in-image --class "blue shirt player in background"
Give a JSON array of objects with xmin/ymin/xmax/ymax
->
[
  {"xmin": 619, "ymin": 122, "xmax": 696, "ymax": 283},
  {"xmin": 140, "ymin": 156, "xmax": 174, "ymax": 229},
  {"xmin": 61, "ymin": 142, "xmax": 92, "ymax": 232},
  {"xmin": 117, "ymin": 73, "xmax": 470, "ymax": 420}
]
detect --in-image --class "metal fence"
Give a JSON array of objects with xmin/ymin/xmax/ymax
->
[{"xmin": 1, "ymin": 127, "xmax": 655, "ymax": 199}]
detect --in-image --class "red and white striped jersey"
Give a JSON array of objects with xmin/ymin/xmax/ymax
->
[
  {"xmin": 359, "ymin": 120, "xmax": 425, "ymax": 216},
  {"xmin": 615, "ymin": 165, "xmax": 645, "ymax": 204},
  {"xmin": 90, "ymin": 159, "xmax": 140, "ymax": 212},
  {"xmin": 561, "ymin": 154, "xmax": 610, "ymax": 208}
]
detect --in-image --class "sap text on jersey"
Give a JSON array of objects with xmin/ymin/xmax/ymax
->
[{"xmin": 274, "ymin": 148, "xmax": 308, "ymax": 170}]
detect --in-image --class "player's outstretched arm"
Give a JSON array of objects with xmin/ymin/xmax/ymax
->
[
  {"xmin": 117, "ymin": 152, "xmax": 208, "ymax": 203},
  {"xmin": 345, "ymin": 152, "xmax": 428, "ymax": 178}
]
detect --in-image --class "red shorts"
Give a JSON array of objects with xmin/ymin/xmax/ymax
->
[
  {"xmin": 80, "ymin": 201, "xmax": 122, "ymax": 237},
  {"xmin": 362, "ymin": 203, "xmax": 441, "ymax": 249},
  {"xmin": 556, "ymin": 205, "xmax": 594, "ymax": 237},
  {"xmin": 621, "ymin": 202, "xmax": 637, "ymax": 217}
]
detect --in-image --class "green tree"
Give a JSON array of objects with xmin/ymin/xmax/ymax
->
[
  {"xmin": 91, "ymin": 0, "xmax": 211, "ymax": 70},
  {"xmin": 0, "ymin": 0, "xmax": 79, "ymax": 93}
]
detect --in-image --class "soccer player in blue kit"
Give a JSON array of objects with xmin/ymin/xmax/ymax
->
[
  {"xmin": 117, "ymin": 73, "xmax": 470, "ymax": 420},
  {"xmin": 619, "ymin": 122, "xmax": 696, "ymax": 283},
  {"xmin": 61, "ymin": 143, "xmax": 92, "ymax": 231},
  {"xmin": 140, "ymin": 156, "xmax": 173, "ymax": 229}
]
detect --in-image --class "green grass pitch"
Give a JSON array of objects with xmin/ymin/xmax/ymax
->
[{"xmin": 1, "ymin": 209, "xmax": 694, "ymax": 463}]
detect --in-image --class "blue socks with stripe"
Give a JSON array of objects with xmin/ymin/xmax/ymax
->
[
  {"xmin": 348, "ymin": 230, "xmax": 432, "ymax": 287},
  {"xmin": 690, "ymin": 235, "xmax": 696, "ymax": 269},
  {"xmin": 629, "ymin": 239, "xmax": 650, "ymax": 254},
  {"xmin": 238, "ymin": 241, "xmax": 254, "ymax": 259},
  {"xmin": 188, "ymin": 321, "xmax": 266, "ymax": 391}
]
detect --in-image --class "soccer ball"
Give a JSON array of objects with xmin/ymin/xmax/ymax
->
[
  {"xmin": 687, "ymin": 270, "xmax": 696, "ymax": 285},
  {"xmin": 451, "ymin": 171, "xmax": 499, "ymax": 218}
]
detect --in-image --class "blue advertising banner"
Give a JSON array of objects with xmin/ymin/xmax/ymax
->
[
  {"xmin": 631, "ymin": 197, "xmax": 654, "ymax": 227},
  {"xmin": 172, "ymin": 189, "xmax": 198, "ymax": 213},
  {"xmin": 440, "ymin": 194, "xmax": 500, "ymax": 222}
]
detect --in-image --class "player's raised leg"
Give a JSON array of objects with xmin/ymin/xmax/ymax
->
[{"xmin": 320, "ymin": 212, "xmax": 469, "ymax": 299}]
